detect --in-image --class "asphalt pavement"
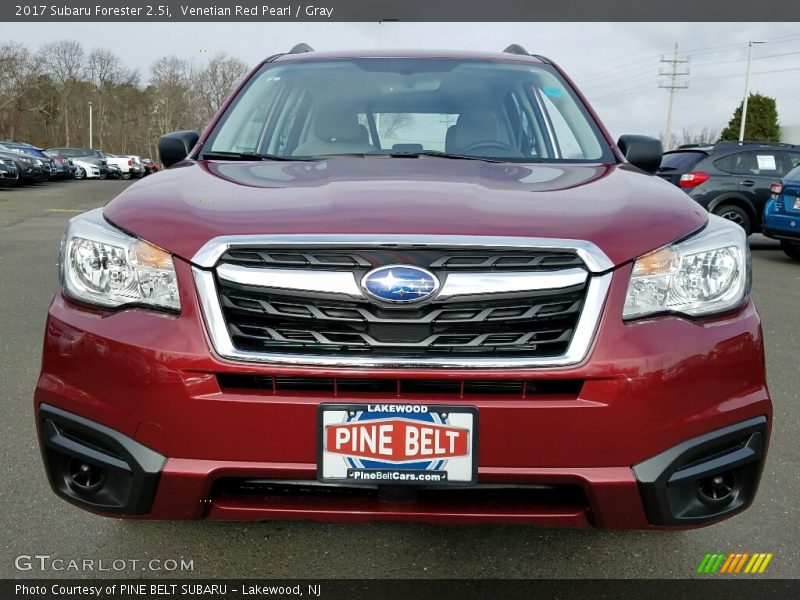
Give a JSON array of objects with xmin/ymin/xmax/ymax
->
[{"xmin": 1, "ymin": 179, "xmax": 797, "ymax": 579}]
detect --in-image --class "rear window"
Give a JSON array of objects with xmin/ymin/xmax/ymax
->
[
  {"xmin": 659, "ymin": 151, "xmax": 705, "ymax": 171},
  {"xmin": 785, "ymin": 165, "xmax": 800, "ymax": 181}
]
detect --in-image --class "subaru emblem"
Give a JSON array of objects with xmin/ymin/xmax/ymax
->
[{"xmin": 361, "ymin": 265, "xmax": 440, "ymax": 304}]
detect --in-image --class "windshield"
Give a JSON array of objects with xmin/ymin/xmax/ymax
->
[{"xmin": 203, "ymin": 58, "xmax": 613, "ymax": 163}]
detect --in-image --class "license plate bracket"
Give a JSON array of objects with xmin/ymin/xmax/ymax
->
[{"xmin": 318, "ymin": 403, "xmax": 478, "ymax": 486}]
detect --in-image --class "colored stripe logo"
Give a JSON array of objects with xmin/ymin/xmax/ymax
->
[{"xmin": 697, "ymin": 553, "xmax": 773, "ymax": 574}]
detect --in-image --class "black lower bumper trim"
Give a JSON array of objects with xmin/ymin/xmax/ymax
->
[
  {"xmin": 633, "ymin": 416, "xmax": 768, "ymax": 526},
  {"xmin": 38, "ymin": 404, "xmax": 166, "ymax": 515},
  {"xmin": 763, "ymin": 227, "xmax": 800, "ymax": 243}
]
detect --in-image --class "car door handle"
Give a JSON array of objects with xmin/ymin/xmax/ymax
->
[{"xmin": 740, "ymin": 180, "xmax": 755, "ymax": 187}]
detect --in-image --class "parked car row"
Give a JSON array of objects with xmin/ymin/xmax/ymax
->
[
  {"xmin": 658, "ymin": 140, "xmax": 800, "ymax": 261},
  {"xmin": 657, "ymin": 140, "xmax": 800, "ymax": 235},
  {"xmin": 0, "ymin": 140, "xmax": 160, "ymax": 188}
]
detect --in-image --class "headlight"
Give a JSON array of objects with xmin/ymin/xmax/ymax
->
[
  {"xmin": 60, "ymin": 208, "xmax": 180, "ymax": 311},
  {"xmin": 623, "ymin": 215, "xmax": 749, "ymax": 319}
]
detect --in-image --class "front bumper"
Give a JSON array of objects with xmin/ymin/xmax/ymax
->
[
  {"xmin": 34, "ymin": 260, "xmax": 772, "ymax": 528},
  {"xmin": 0, "ymin": 167, "xmax": 18, "ymax": 184}
]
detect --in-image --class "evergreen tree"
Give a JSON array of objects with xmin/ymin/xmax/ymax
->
[{"xmin": 719, "ymin": 93, "xmax": 781, "ymax": 142}]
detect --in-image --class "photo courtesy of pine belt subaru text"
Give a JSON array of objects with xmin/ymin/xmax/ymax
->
[{"xmin": 35, "ymin": 44, "xmax": 771, "ymax": 528}]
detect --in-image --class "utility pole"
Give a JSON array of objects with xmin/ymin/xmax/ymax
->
[
  {"xmin": 377, "ymin": 18, "xmax": 398, "ymax": 49},
  {"xmin": 738, "ymin": 41, "xmax": 765, "ymax": 142},
  {"xmin": 659, "ymin": 43, "xmax": 690, "ymax": 150},
  {"xmin": 88, "ymin": 102, "xmax": 93, "ymax": 149}
]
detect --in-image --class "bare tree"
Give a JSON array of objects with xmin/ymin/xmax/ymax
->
[
  {"xmin": 195, "ymin": 53, "xmax": 247, "ymax": 126},
  {"xmin": 150, "ymin": 56, "xmax": 193, "ymax": 135},
  {"xmin": 87, "ymin": 48, "xmax": 138, "ymax": 149},
  {"xmin": 42, "ymin": 40, "xmax": 85, "ymax": 145},
  {"xmin": 665, "ymin": 126, "xmax": 720, "ymax": 150},
  {"xmin": 0, "ymin": 43, "xmax": 42, "ymax": 110}
]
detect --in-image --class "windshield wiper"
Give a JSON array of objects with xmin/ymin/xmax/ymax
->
[
  {"xmin": 384, "ymin": 150, "xmax": 508, "ymax": 163},
  {"xmin": 200, "ymin": 150, "xmax": 315, "ymax": 162}
]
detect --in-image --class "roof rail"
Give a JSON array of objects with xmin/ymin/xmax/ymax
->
[
  {"xmin": 288, "ymin": 43, "xmax": 315, "ymax": 54},
  {"xmin": 715, "ymin": 140, "xmax": 795, "ymax": 147},
  {"xmin": 503, "ymin": 44, "xmax": 529, "ymax": 56}
]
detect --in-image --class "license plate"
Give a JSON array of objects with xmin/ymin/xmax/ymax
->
[
  {"xmin": 794, "ymin": 197, "xmax": 800, "ymax": 210},
  {"xmin": 318, "ymin": 403, "xmax": 478, "ymax": 486}
]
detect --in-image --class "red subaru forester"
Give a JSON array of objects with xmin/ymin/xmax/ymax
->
[{"xmin": 35, "ymin": 45, "xmax": 771, "ymax": 529}]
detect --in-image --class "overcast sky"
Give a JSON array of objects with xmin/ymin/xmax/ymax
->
[{"xmin": 5, "ymin": 21, "xmax": 800, "ymax": 141}]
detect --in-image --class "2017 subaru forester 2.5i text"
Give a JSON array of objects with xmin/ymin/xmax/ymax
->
[{"xmin": 35, "ymin": 45, "xmax": 771, "ymax": 529}]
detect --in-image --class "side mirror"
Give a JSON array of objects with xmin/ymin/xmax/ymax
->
[
  {"xmin": 617, "ymin": 135, "xmax": 663, "ymax": 174},
  {"xmin": 158, "ymin": 131, "xmax": 199, "ymax": 168}
]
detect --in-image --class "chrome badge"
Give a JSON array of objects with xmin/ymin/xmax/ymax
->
[{"xmin": 361, "ymin": 265, "xmax": 440, "ymax": 303}]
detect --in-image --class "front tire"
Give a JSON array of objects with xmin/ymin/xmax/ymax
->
[
  {"xmin": 781, "ymin": 241, "xmax": 800, "ymax": 261},
  {"xmin": 713, "ymin": 204, "xmax": 752, "ymax": 235},
  {"xmin": 74, "ymin": 167, "xmax": 85, "ymax": 180}
]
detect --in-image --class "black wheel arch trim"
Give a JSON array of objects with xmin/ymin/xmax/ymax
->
[{"xmin": 707, "ymin": 194, "xmax": 759, "ymax": 225}]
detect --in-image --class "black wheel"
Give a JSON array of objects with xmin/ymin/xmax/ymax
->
[
  {"xmin": 781, "ymin": 241, "xmax": 800, "ymax": 261},
  {"xmin": 74, "ymin": 167, "xmax": 85, "ymax": 180},
  {"xmin": 713, "ymin": 204, "xmax": 752, "ymax": 235}
]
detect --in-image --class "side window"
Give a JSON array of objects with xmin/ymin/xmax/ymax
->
[
  {"xmin": 539, "ymin": 94, "xmax": 584, "ymax": 159},
  {"xmin": 714, "ymin": 151, "xmax": 781, "ymax": 176},
  {"xmin": 783, "ymin": 151, "xmax": 800, "ymax": 171},
  {"xmin": 753, "ymin": 151, "xmax": 781, "ymax": 176},
  {"xmin": 506, "ymin": 92, "xmax": 540, "ymax": 158},
  {"xmin": 269, "ymin": 88, "xmax": 310, "ymax": 155}
]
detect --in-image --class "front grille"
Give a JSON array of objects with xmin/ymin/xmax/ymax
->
[
  {"xmin": 218, "ymin": 247, "xmax": 585, "ymax": 271},
  {"xmin": 211, "ymin": 478, "xmax": 587, "ymax": 507},
  {"xmin": 218, "ymin": 280, "xmax": 585, "ymax": 358},
  {"xmin": 209, "ymin": 246, "xmax": 593, "ymax": 361}
]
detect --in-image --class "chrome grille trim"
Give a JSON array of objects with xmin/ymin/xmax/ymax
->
[
  {"xmin": 438, "ymin": 268, "xmax": 586, "ymax": 298},
  {"xmin": 216, "ymin": 262, "xmax": 588, "ymax": 299},
  {"xmin": 192, "ymin": 234, "xmax": 615, "ymax": 272},
  {"xmin": 193, "ymin": 267, "xmax": 612, "ymax": 369},
  {"xmin": 217, "ymin": 264, "xmax": 363, "ymax": 296}
]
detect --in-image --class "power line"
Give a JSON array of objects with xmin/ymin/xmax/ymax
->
[
  {"xmin": 579, "ymin": 67, "xmax": 656, "ymax": 91},
  {"xmin": 576, "ymin": 33, "xmax": 800, "ymax": 89},
  {"xmin": 687, "ymin": 64, "xmax": 800, "ymax": 83}
]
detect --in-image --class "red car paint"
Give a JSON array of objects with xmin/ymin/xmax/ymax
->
[
  {"xmin": 35, "ymin": 50, "xmax": 771, "ymax": 528},
  {"xmin": 103, "ymin": 160, "xmax": 706, "ymax": 268}
]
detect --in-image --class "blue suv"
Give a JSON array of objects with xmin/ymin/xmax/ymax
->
[{"xmin": 764, "ymin": 164, "xmax": 800, "ymax": 260}]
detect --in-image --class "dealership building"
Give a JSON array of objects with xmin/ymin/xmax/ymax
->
[{"xmin": 781, "ymin": 125, "xmax": 800, "ymax": 145}]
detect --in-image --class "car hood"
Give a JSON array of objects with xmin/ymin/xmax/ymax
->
[{"xmin": 104, "ymin": 158, "xmax": 707, "ymax": 268}]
